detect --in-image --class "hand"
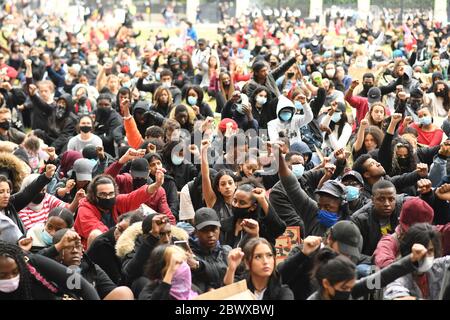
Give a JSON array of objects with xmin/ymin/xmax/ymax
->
[
  {"xmin": 329, "ymin": 101, "xmax": 338, "ymax": 114},
  {"xmin": 192, "ymin": 105, "xmax": 200, "ymax": 115},
  {"xmin": 333, "ymin": 148, "xmax": 346, "ymax": 162},
  {"xmin": 319, "ymin": 124, "xmax": 332, "ymax": 134},
  {"xmin": 251, "ymin": 188, "xmax": 266, "ymax": 204},
  {"xmin": 0, "ymin": 82, "xmax": 12, "ymax": 91},
  {"xmin": 188, "ymin": 144, "xmax": 199, "ymax": 156},
  {"xmin": 167, "ymin": 251, "xmax": 184, "ymax": 275},
  {"xmin": 231, "ymin": 91, "xmax": 241, "ymax": 103},
  {"xmin": 403, "ymin": 116, "xmax": 413, "ymax": 125},
  {"xmin": 141, "ymin": 69, "xmax": 150, "ymax": 79},
  {"xmin": 410, "ymin": 243, "xmax": 428, "ymax": 263},
  {"xmin": 240, "ymin": 219, "xmax": 259, "ymax": 238},
  {"xmin": 18, "ymin": 237, "xmax": 33, "ymax": 252},
  {"xmin": 398, "ymin": 91, "xmax": 407, "ymax": 100},
  {"xmin": 65, "ymin": 179, "xmax": 76, "ymax": 191},
  {"xmin": 44, "ymin": 146, "xmax": 56, "ymax": 160},
  {"xmin": 154, "ymin": 168, "xmax": 165, "ymax": 188},
  {"xmin": 200, "ymin": 139, "xmax": 210, "ymax": 154},
  {"xmin": 150, "ymin": 214, "xmax": 170, "ymax": 238},
  {"xmin": 323, "ymin": 163, "xmax": 336, "ymax": 179},
  {"xmin": 25, "ymin": 59, "xmax": 32, "ymax": 68},
  {"xmin": 74, "ymin": 188, "xmax": 86, "ymax": 201},
  {"xmin": 28, "ymin": 84, "xmax": 38, "ymax": 96},
  {"xmin": 360, "ymin": 119, "xmax": 369, "ymax": 130},
  {"xmin": 435, "ymin": 184, "xmax": 450, "ymax": 201},
  {"xmin": 201, "ymin": 117, "xmax": 214, "ymax": 132},
  {"xmin": 242, "ymin": 104, "xmax": 252, "ymax": 117},
  {"xmin": 417, "ymin": 179, "xmax": 432, "ymax": 195},
  {"xmin": 119, "ymin": 148, "xmax": 139, "ymax": 164},
  {"xmin": 120, "ymin": 98, "xmax": 131, "ymax": 117},
  {"xmin": 45, "ymin": 164, "xmax": 56, "ymax": 179},
  {"xmin": 42, "ymin": 53, "xmax": 51, "ymax": 66},
  {"xmin": 147, "ymin": 143, "xmax": 156, "ymax": 154},
  {"xmin": 302, "ymin": 236, "xmax": 322, "ymax": 256},
  {"xmin": 55, "ymin": 230, "xmax": 81, "ymax": 252},
  {"xmin": 227, "ymin": 248, "xmax": 244, "ymax": 270},
  {"xmin": 96, "ymin": 146, "xmax": 105, "ymax": 160},
  {"xmin": 391, "ymin": 113, "xmax": 403, "ymax": 124},
  {"xmin": 438, "ymin": 140, "xmax": 450, "ymax": 157},
  {"xmin": 415, "ymin": 163, "xmax": 428, "ymax": 178},
  {"xmin": 350, "ymin": 79, "xmax": 359, "ymax": 89}
]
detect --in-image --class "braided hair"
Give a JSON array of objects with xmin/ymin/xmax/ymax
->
[{"xmin": 0, "ymin": 241, "xmax": 58, "ymax": 299}]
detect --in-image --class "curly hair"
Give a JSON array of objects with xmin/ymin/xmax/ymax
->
[
  {"xmin": 0, "ymin": 152, "xmax": 28, "ymax": 193},
  {"xmin": 86, "ymin": 174, "xmax": 119, "ymax": 206}
]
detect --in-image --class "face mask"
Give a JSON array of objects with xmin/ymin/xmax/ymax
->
[
  {"xmin": 97, "ymin": 197, "xmax": 116, "ymax": 210},
  {"xmin": 80, "ymin": 126, "xmax": 92, "ymax": 133},
  {"xmin": 374, "ymin": 51, "xmax": 383, "ymax": 58},
  {"xmin": 55, "ymin": 107, "xmax": 65, "ymax": 119},
  {"xmin": 332, "ymin": 289, "xmax": 351, "ymax": 300},
  {"xmin": 32, "ymin": 192, "xmax": 45, "ymax": 204},
  {"xmin": 0, "ymin": 121, "xmax": 10, "ymax": 130},
  {"xmin": 180, "ymin": 60, "xmax": 188, "ymax": 65},
  {"xmin": 331, "ymin": 112, "xmax": 342, "ymax": 123},
  {"xmin": 235, "ymin": 103, "xmax": 245, "ymax": 114},
  {"xmin": 279, "ymin": 111, "xmax": 293, "ymax": 122},
  {"xmin": 223, "ymin": 81, "xmax": 231, "ymax": 87},
  {"xmin": 122, "ymin": 81, "xmax": 132, "ymax": 88},
  {"xmin": 171, "ymin": 154, "xmax": 184, "ymax": 166},
  {"xmin": 363, "ymin": 84, "xmax": 373, "ymax": 92},
  {"xmin": 96, "ymin": 108, "xmax": 111, "ymax": 118},
  {"xmin": 418, "ymin": 116, "xmax": 432, "ymax": 126},
  {"xmin": 294, "ymin": 101, "xmax": 303, "ymax": 111},
  {"xmin": 169, "ymin": 261, "xmax": 197, "ymax": 300},
  {"xmin": 346, "ymin": 186, "xmax": 360, "ymax": 202},
  {"xmin": 292, "ymin": 164, "xmax": 305, "ymax": 178},
  {"xmin": 88, "ymin": 59, "xmax": 98, "ymax": 66},
  {"xmin": 232, "ymin": 205, "xmax": 253, "ymax": 220},
  {"xmin": 317, "ymin": 210, "xmax": 339, "ymax": 228},
  {"xmin": 256, "ymin": 96, "xmax": 267, "ymax": 105},
  {"xmin": 0, "ymin": 274, "xmax": 20, "ymax": 293},
  {"xmin": 187, "ymin": 96, "xmax": 197, "ymax": 106},
  {"xmin": 397, "ymin": 157, "xmax": 409, "ymax": 167},
  {"xmin": 432, "ymin": 59, "xmax": 440, "ymax": 66},
  {"xmin": 435, "ymin": 90, "xmax": 445, "ymax": 97},
  {"xmin": 41, "ymin": 229, "xmax": 53, "ymax": 246},
  {"xmin": 132, "ymin": 178, "xmax": 147, "ymax": 190},
  {"xmin": 155, "ymin": 72, "xmax": 161, "ymax": 81},
  {"xmin": 162, "ymin": 81, "xmax": 171, "ymax": 88},
  {"xmin": 287, "ymin": 72, "xmax": 295, "ymax": 78},
  {"xmin": 417, "ymin": 256, "xmax": 434, "ymax": 273},
  {"xmin": 325, "ymin": 69, "xmax": 336, "ymax": 78}
]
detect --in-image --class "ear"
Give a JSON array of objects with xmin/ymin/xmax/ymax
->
[
  {"xmin": 322, "ymin": 278, "xmax": 332, "ymax": 292},
  {"xmin": 363, "ymin": 171, "xmax": 370, "ymax": 179}
]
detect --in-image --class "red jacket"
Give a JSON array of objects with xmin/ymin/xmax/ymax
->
[
  {"xmin": 374, "ymin": 224, "xmax": 450, "ymax": 269},
  {"xmin": 75, "ymin": 185, "xmax": 154, "ymax": 248},
  {"xmin": 398, "ymin": 122, "xmax": 444, "ymax": 147},
  {"xmin": 0, "ymin": 63, "xmax": 18, "ymax": 79},
  {"xmin": 105, "ymin": 161, "xmax": 175, "ymax": 224},
  {"xmin": 345, "ymin": 94, "xmax": 391, "ymax": 133}
]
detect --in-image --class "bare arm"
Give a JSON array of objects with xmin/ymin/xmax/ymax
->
[{"xmin": 200, "ymin": 140, "xmax": 217, "ymax": 208}]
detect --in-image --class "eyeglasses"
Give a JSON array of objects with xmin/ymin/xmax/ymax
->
[{"xmin": 97, "ymin": 192, "xmax": 115, "ymax": 199}]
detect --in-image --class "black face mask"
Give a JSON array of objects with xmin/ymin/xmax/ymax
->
[
  {"xmin": 287, "ymin": 72, "xmax": 295, "ymax": 78},
  {"xmin": 232, "ymin": 205, "xmax": 254, "ymax": 220},
  {"xmin": 363, "ymin": 84, "xmax": 373, "ymax": 92},
  {"xmin": 435, "ymin": 91, "xmax": 445, "ymax": 97},
  {"xmin": 79, "ymin": 126, "xmax": 92, "ymax": 133},
  {"xmin": 0, "ymin": 121, "xmax": 10, "ymax": 130},
  {"xmin": 96, "ymin": 108, "xmax": 111, "ymax": 119},
  {"xmin": 55, "ymin": 107, "xmax": 65, "ymax": 120},
  {"xmin": 223, "ymin": 81, "xmax": 231, "ymax": 87},
  {"xmin": 32, "ymin": 192, "xmax": 45, "ymax": 204},
  {"xmin": 78, "ymin": 95, "xmax": 88, "ymax": 105},
  {"xmin": 97, "ymin": 197, "xmax": 116, "ymax": 210},
  {"xmin": 397, "ymin": 157, "xmax": 409, "ymax": 167},
  {"xmin": 332, "ymin": 289, "xmax": 351, "ymax": 300},
  {"xmin": 132, "ymin": 178, "xmax": 148, "ymax": 190}
]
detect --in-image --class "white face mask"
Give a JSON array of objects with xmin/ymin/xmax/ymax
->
[
  {"xmin": 417, "ymin": 256, "xmax": 434, "ymax": 273},
  {"xmin": 0, "ymin": 274, "xmax": 20, "ymax": 293},
  {"xmin": 326, "ymin": 69, "xmax": 335, "ymax": 78}
]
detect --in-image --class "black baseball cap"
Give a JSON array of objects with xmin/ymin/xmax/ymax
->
[
  {"xmin": 130, "ymin": 158, "xmax": 149, "ymax": 179},
  {"xmin": 194, "ymin": 208, "xmax": 221, "ymax": 230},
  {"xmin": 330, "ymin": 221, "xmax": 362, "ymax": 258},
  {"xmin": 367, "ymin": 87, "xmax": 381, "ymax": 104},
  {"xmin": 315, "ymin": 180, "xmax": 346, "ymax": 200},
  {"xmin": 341, "ymin": 170, "xmax": 364, "ymax": 186},
  {"xmin": 169, "ymin": 57, "xmax": 180, "ymax": 66}
]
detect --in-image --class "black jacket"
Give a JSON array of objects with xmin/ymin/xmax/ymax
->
[
  {"xmin": 86, "ymin": 227, "xmax": 123, "ymax": 285},
  {"xmin": 270, "ymin": 168, "xmax": 325, "ymax": 236},
  {"xmin": 351, "ymin": 194, "xmax": 408, "ymax": 256},
  {"xmin": 360, "ymin": 171, "xmax": 422, "ymax": 201},
  {"xmin": 93, "ymin": 109, "xmax": 122, "ymax": 157},
  {"xmin": 3, "ymin": 173, "xmax": 51, "ymax": 235},
  {"xmin": 247, "ymin": 276, "xmax": 294, "ymax": 300},
  {"xmin": 79, "ymin": 255, "xmax": 117, "ymax": 299},
  {"xmin": 0, "ymin": 253, "xmax": 99, "ymax": 300},
  {"xmin": 189, "ymin": 237, "xmax": 231, "ymax": 293},
  {"xmin": 149, "ymin": 173, "xmax": 179, "ymax": 218}
]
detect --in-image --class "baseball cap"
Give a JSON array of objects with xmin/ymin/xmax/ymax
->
[
  {"xmin": 315, "ymin": 180, "xmax": 346, "ymax": 200},
  {"xmin": 198, "ymin": 38, "xmax": 206, "ymax": 45},
  {"xmin": 218, "ymin": 118, "xmax": 238, "ymax": 134},
  {"xmin": 130, "ymin": 158, "xmax": 149, "ymax": 179},
  {"xmin": 341, "ymin": 170, "xmax": 364, "ymax": 186},
  {"xmin": 82, "ymin": 144, "xmax": 98, "ymax": 160},
  {"xmin": 194, "ymin": 208, "xmax": 221, "ymax": 230},
  {"xmin": 330, "ymin": 221, "xmax": 362, "ymax": 258},
  {"xmin": 73, "ymin": 158, "xmax": 96, "ymax": 181},
  {"xmin": 367, "ymin": 87, "xmax": 381, "ymax": 104},
  {"xmin": 169, "ymin": 57, "xmax": 180, "ymax": 66},
  {"xmin": 399, "ymin": 198, "xmax": 434, "ymax": 233},
  {"xmin": 0, "ymin": 214, "xmax": 23, "ymax": 243}
]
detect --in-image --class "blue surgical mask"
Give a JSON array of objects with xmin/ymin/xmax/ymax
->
[
  {"xmin": 331, "ymin": 112, "xmax": 342, "ymax": 123},
  {"xmin": 279, "ymin": 111, "xmax": 293, "ymax": 122},
  {"xmin": 187, "ymin": 96, "xmax": 198, "ymax": 106},
  {"xmin": 256, "ymin": 96, "xmax": 267, "ymax": 105},
  {"xmin": 418, "ymin": 116, "xmax": 432, "ymax": 126},
  {"xmin": 235, "ymin": 104, "xmax": 244, "ymax": 114},
  {"xmin": 346, "ymin": 186, "xmax": 360, "ymax": 202},
  {"xmin": 171, "ymin": 154, "xmax": 184, "ymax": 166},
  {"xmin": 292, "ymin": 164, "xmax": 305, "ymax": 178},
  {"xmin": 317, "ymin": 210, "xmax": 339, "ymax": 228},
  {"xmin": 294, "ymin": 101, "xmax": 303, "ymax": 111},
  {"xmin": 155, "ymin": 72, "xmax": 161, "ymax": 81},
  {"xmin": 41, "ymin": 229, "xmax": 53, "ymax": 246}
]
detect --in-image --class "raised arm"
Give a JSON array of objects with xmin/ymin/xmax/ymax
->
[
  {"xmin": 353, "ymin": 119, "xmax": 369, "ymax": 154},
  {"xmin": 200, "ymin": 139, "xmax": 217, "ymax": 208}
]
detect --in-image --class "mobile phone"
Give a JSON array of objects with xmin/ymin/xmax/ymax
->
[{"xmin": 174, "ymin": 240, "xmax": 190, "ymax": 252}]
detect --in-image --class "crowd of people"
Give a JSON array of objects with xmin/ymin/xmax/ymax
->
[{"xmin": 0, "ymin": 1, "xmax": 449, "ymax": 300}]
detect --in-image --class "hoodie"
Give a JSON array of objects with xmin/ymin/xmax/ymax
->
[
  {"xmin": 267, "ymin": 95, "xmax": 313, "ymax": 144},
  {"xmin": 132, "ymin": 101, "xmax": 150, "ymax": 137}
]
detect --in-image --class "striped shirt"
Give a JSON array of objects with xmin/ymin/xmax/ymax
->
[{"xmin": 18, "ymin": 194, "xmax": 69, "ymax": 230}]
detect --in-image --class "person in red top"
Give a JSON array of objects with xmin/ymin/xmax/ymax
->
[
  {"xmin": 398, "ymin": 107, "xmax": 444, "ymax": 147},
  {"xmin": 74, "ymin": 168, "xmax": 168, "ymax": 249},
  {"xmin": 104, "ymin": 148, "xmax": 175, "ymax": 224},
  {"xmin": 0, "ymin": 53, "xmax": 18, "ymax": 81}
]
